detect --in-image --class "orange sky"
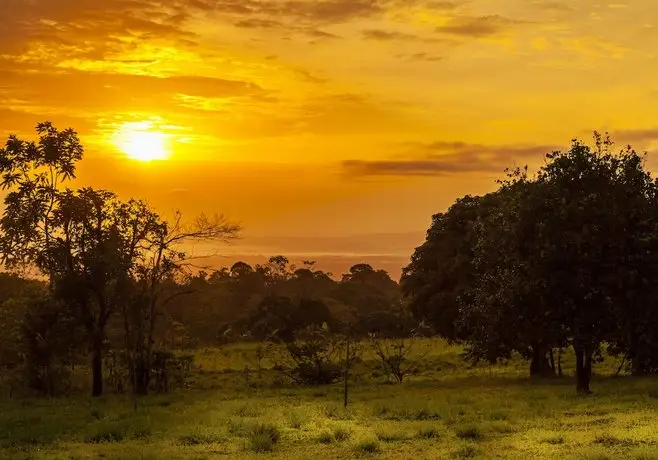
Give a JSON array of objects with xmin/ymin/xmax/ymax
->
[{"xmin": 2, "ymin": 0, "xmax": 658, "ymax": 278}]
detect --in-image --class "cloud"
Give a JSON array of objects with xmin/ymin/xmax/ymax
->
[
  {"xmin": 1, "ymin": 0, "xmax": 204, "ymax": 59},
  {"xmin": 235, "ymin": 18, "xmax": 285, "ymax": 29},
  {"xmin": 284, "ymin": 0, "xmax": 385, "ymax": 22},
  {"xmin": 342, "ymin": 141, "xmax": 557, "ymax": 176},
  {"xmin": 208, "ymin": 0, "xmax": 386, "ymax": 24},
  {"xmin": 0, "ymin": 68, "xmax": 265, "ymax": 125},
  {"xmin": 396, "ymin": 52, "xmax": 444, "ymax": 62},
  {"xmin": 234, "ymin": 18, "xmax": 341, "ymax": 41},
  {"xmin": 306, "ymin": 29, "xmax": 342, "ymax": 39},
  {"xmin": 531, "ymin": 1, "xmax": 574, "ymax": 12},
  {"xmin": 613, "ymin": 128, "xmax": 658, "ymax": 144},
  {"xmin": 425, "ymin": 1, "xmax": 460, "ymax": 10},
  {"xmin": 436, "ymin": 15, "xmax": 526, "ymax": 38},
  {"xmin": 362, "ymin": 29, "xmax": 419, "ymax": 41}
]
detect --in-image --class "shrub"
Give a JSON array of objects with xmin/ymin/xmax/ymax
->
[
  {"xmin": 317, "ymin": 432, "xmax": 334, "ymax": 444},
  {"xmin": 323, "ymin": 403, "xmax": 354, "ymax": 420},
  {"xmin": 246, "ymin": 424, "xmax": 281, "ymax": 453},
  {"xmin": 356, "ymin": 440, "xmax": 381, "ymax": 454},
  {"xmin": 456, "ymin": 425, "xmax": 483, "ymax": 441},
  {"xmin": 376, "ymin": 429, "xmax": 408, "ymax": 442},
  {"xmin": 417, "ymin": 426, "xmax": 440, "ymax": 439},
  {"xmin": 178, "ymin": 432, "xmax": 223, "ymax": 446},
  {"xmin": 287, "ymin": 411, "xmax": 308, "ymax": 429},
  {"xmin": 84, "ymin": 418, "xmax": 152, "ymax": 444},
  {"xmin": 542, "ymin": 435, "xmax": 565, "ymax": 445},
  {"xmin": 593, "ymin": 434, "xmax": 636, "ymax": 447},
  {"xmin": 488, "ymin": 410, "xmax": 509, "ymax": 421},
  {"xmin": 374, "ymin": 404, "xmax": 440, "ymax": 421},
  {"xmin": 234, "ymin": 404, "xmax": 261, "ymax": 417},
  {"xmin": 333, "ymin": 427, "xmax": 351, "ymax": 442},
  {"xmin": 454, "ymin": 445, "xmax": 480, "ymax": 459},
  {"xmin": 84, "ymin": 425, "xmax": 127, "ymax": 444},
  {"xmin": 283, "ymin": 328, "xmax": 344, "ymax": 385}
]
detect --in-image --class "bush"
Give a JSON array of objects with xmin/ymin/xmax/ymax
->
[
  {"xmin": 234, "ymin": 404, "xmax": 261, "ymax": 417},
  {"xmin": 454, "ymin": 445, "xmax": 480, "ymax": 458},
  {"xmin": 333, "ymin": 427, "xmax": 351, "ymax": 442},
  {"xmin": 178, "ymin": 432, "xmax": 223, "ymax": 445},
  {"xmin": 84, "ymin": 418, "xmax": 152, "ymax": 444},
  {"xmin": 84, "ymin": 425, "xmax": 127, "ymax": 444},
  {"xmin": 542, "ymin": 435, "xmax": 565, "ymax": 445},
  {"xmin": 355, "ymin": 440, "xmax": 381, "ymax": 454},
  {"xmin": 246, "ymin": 424, "xmax": 281, "ymax": 453},
  {"xmin": 456, "ymin": 425, "xmax": 483, "ymax": 441},
  {"xmin": 317, "ymin": 432, "xmax": 334, "ymax": 444},
  {"xmin": 282, "ymin": 327, "xmax": 344, "ymax": 385},
  {"xmin": 417, "ymin": 426, "xmax": 440, "ymax": 439},
  {"xmin": 376, "ymin": 429, "xmax": 408, "ymax": 442}
]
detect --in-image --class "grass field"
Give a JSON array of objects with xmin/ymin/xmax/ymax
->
[{"xmin": 2, "ymin": 340, "xmax": 658, "ymax": 459}]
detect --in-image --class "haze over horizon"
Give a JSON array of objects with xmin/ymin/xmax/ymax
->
[{"xmin": 3, "ymin": 0, "xmax": 658, "ymax": 276}]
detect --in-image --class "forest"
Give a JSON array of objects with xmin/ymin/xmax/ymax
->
[{"xmin": 2, "ymin": 123, "xmax": 658, "ymax": 459}]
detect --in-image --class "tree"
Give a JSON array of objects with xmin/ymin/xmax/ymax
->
[
  {"xmin": 40, "ymin": 188, "xmax": 162, "ymax": 396},
  {"xmin": 0, "ymin": 122, "xmax": 83, "ymax": 271},
  {"xmin": 0, "ymin": 123, "xmax": 240, "ymax": 396},
  {"xmin": 463, "ymin": 170, "xmax": 564, "ymax": 377},
  {"xmin": 125, "ymin": 210, "xmax": 239, "ymax": 394},
  {"xmin": 337, "ymin": 264, "xmax": 402, "ymax": 336},
  {"xmin": 465, "ymin": 134, "xmax": 658, "ymax": 392},
  {"xmin": 401, "ymin": 194, "xmax": 499, "ymax": 341}
]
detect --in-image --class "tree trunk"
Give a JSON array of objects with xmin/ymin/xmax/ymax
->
[
  {"xmin": 91, "ymin": 335, "xmax": 104, "ymax": 397},
  {"xmin": 557, "ymin": 348, "xmax": 563, "ymax": 377},
  {"xmin": 615, "ymin": 355, "xmax": 627, "ymax": 377},
  {"xmin": 574, "ymin": 345, "xmax": 592, "ymax": 395},
  {"xmin": 344, "ymin": 335, "xmax": 350, "ymax": 408},
  {"xmin": 549, "ymin": 349, "xmax": 556, "ymax": 375},
  {"xmin": 529, "ymin": 345, "xmax": 554, "ymax": 377},
  {"xmin": 134, "ymin": 354, "xmax": 150, "ymax": 395}
]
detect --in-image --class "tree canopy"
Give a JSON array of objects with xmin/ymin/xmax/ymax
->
[{"xmin": 403, "ymin": 133, "xmax": 658, "ymax": 393}]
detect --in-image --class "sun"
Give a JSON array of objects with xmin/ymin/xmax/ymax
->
[{"xmin": 113, "ymin": 122, "xmax": 170, "ymax": 161}]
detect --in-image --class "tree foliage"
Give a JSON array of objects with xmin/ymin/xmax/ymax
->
[{"xmin": 404, "ymin": 133, "xmax": 658, "ymax": 393}]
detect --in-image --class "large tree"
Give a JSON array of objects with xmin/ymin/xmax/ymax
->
[
  {"xmin": 28, "ymin": 187, "xmax": 162, "ymax": 396},
  {"xmin": 401, "ymin": 193, "xmax": 499, "ymax": 341},
  {"xmin": 467, "ymin": 134, "xmax": 658, "ymax": 392},
  {"xmin": 0, "ymin": 123, "xmax": 240, "ymax": 396}
]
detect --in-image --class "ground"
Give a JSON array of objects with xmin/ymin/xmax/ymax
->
[{"xmin": 1, "ymin": 340, "xmax": 658, "ymax": 459}]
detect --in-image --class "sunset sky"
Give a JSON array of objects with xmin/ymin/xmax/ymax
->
[{"xmin": 2, "ymin": 0, "xmax": 658, "ymax": 277}]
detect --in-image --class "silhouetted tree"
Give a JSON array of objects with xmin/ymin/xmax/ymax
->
[
  {"xmin": 466, "ymin": 134, "xmax": 658, "ymax": 392},
  {"xmin": 401, "ymin": 194, "xmax": 500, "ymax": 341}
]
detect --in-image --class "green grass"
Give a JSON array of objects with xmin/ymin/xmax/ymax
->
[{"xmin": 1, "ymin": 339, "xmax": 657, "ymax": 459}]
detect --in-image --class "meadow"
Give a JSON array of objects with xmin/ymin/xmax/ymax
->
[{"xmin": 2, "ymin": 340, "xmax": 658, "ymax": 460}]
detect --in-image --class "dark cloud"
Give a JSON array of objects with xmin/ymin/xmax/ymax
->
[
  {"xmin": 531, "ymin": 1, "xmax": 574, "ymax": 12},
  {"xmin": 285, "ymin": 0, "xmax": 384, "ymax": 22},
  {"xmin": 425, "ymin": 1, "xmax": 460, "ymax": 10},
  {"xmin": 0, "ymin": 0, "xmax": 206, "ymax": 61},
  {"xmin": 362, "ymin": 29, "xmax": 419, "ymax": 41},
  {"xmin": 235, "ymin": 18, "xmax": 284, "ymax": 28},
  {"xmin": 206, "ymin": 0, "xmax": 385, "ymax": 23},
  {"xmin": 396, "ymin": 52, "xmax": 444, "ymax": 62},
  {"xmin": 342, "ymin": 141, "xmax": 557, "ymax": 176},
  {"xmin": 613, "ymin": 128, "xmax": 658, "ymax": 144},
  {"xmin": 436, "ymin": 15, "xmax": 526, "ymax": 38},
  {"xmin": 235, "ymin": 18, "xmax": 341, "ymax": 41},
  {"xmin": 0, "ymin": 68, "xmax": 264, "ymax": 117},
  {"xmin": 306, "ymin": 29, "xmax": 342, "ymax": 39}
]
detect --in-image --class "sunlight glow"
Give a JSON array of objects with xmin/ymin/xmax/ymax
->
[{"xmin": 113, "ymin": 122, "xmax": 170, "ymax": 161}]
